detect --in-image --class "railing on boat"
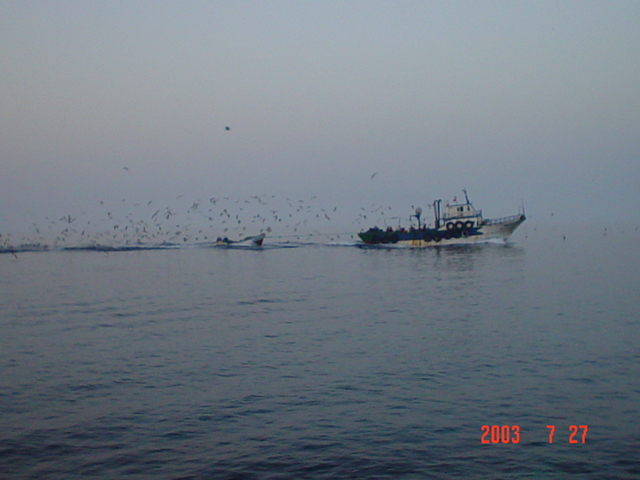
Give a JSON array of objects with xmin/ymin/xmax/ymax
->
[{"xmin": 483, "ymin": 214, "xmax": 523, "ymax": 226}]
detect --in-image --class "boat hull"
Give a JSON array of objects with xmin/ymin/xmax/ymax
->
[{"xmin": 358, "ymin": 214, "xmax": 525, "ymax": 247}]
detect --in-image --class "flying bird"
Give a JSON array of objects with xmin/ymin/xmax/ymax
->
[{"xmin": 370, "ymin": 172, "xmax": 378, "ymax": 179}]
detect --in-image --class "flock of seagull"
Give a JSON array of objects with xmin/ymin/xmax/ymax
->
[{"xmin": 1, "ymin": 193, "xmax": 408, "ymax": 253}]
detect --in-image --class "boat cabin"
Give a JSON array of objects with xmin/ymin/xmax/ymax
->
[
  {"xmin": 441, "ymin": 201, "xmax": 483, "ymax": 228},
  {"xmin": 443, "ymin": 202, "xmax": 478, "ymax": 219}
]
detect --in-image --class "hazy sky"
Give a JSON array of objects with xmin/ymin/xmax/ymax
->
[{"xmin": 2, "ymin": 1, "xmax": 640, "ymax": 238}]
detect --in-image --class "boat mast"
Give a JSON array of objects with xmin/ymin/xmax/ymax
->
[
  {"xmin": 433, "ymin": 199, "xmax": 442, "ymax": 229},
  {"xmin": 413, "ymin": 207, "xmax": 423, "ymax": 229}
]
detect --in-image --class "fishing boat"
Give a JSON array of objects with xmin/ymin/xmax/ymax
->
[
  {"xmin": 214, "ymin": 233, "xmax": 266, "ymax": 247},
  {"xmin": 358, "ymin": 190, "xmax": 525, "ymax": 247}
]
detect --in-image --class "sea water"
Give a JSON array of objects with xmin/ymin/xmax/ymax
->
[{"xmin": 1, "ymin": 223, "xmax": 639, "ymax": 479}]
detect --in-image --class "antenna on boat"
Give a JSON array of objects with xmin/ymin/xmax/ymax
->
[{"xmin": 463, "ymin": 188, "xmax": 470, "ymax": 204}]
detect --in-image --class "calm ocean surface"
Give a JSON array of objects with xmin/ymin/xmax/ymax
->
[{"xmin": 1, "ymin": 223, "xmax": 639, "ymax": 479}]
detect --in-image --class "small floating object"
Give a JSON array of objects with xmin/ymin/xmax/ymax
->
[{"xmin": 214, "ymin": 233, "xmax": 265, "ymax": 247}]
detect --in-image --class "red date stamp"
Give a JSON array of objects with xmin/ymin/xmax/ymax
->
[
  {"xmin": 481, "ymin": 425, "xmax": 521, "ymax": 443},
  {"xmin": 481, "ymin": 425, "xmax": 588, "ymax": 444}
]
